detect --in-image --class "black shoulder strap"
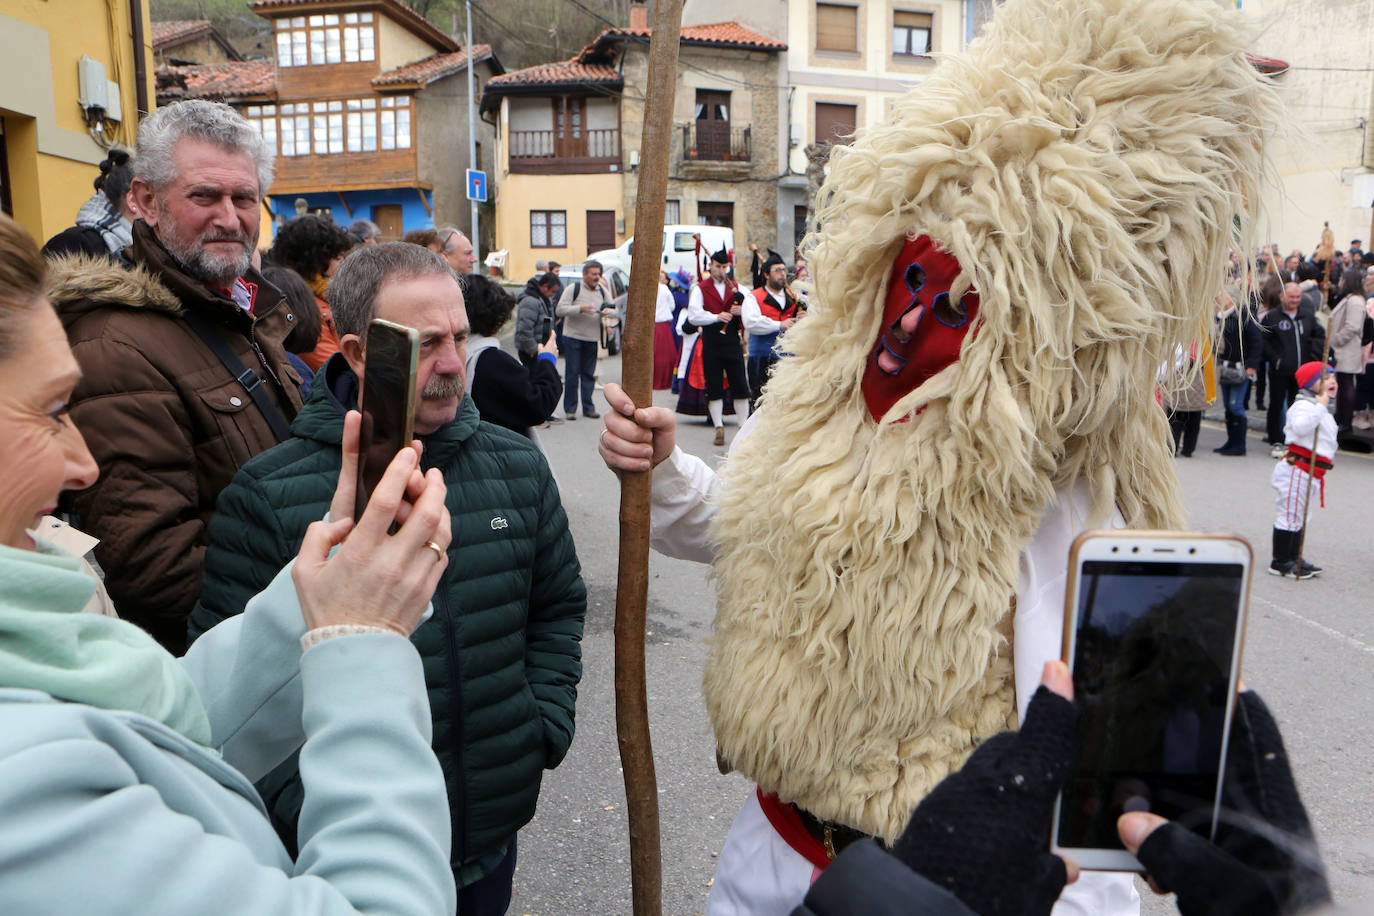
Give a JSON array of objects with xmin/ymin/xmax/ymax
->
[
  {"xmin": 182, "ymin": 311, "xmax": 293, "ymax": 443},
  {"xmin": 573, "ymin": 282, "xmax": 581, "ymax": 301}
]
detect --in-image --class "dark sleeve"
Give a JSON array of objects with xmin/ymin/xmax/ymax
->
[
  {"xmin": 469, "ymin": 349, "xmax": 562, "ymax": 433},
  {"xmin": 42, "ymin": 227, "xmax": 110, "ymax": 260},
  {"xmin": 524, "ymin": 460, "xmax": 586, "ymax": 769},
  {"xmin": 1260, "ymin": 313, "xmax": 1281, "ymax": 364},
  {"xmin": 67, "ymin": 334, "xmax": 205, "ymax": 655},
  {"xmin": 793, "ymin": 841, "xmax": 979, "ymax": 916},
  {"xmin": 1242, "ymin": 314, "xmax": 1264, "ymax": 370},
  {"xmin": 187, "ymin": 470, "xmax": 294, "ymax": 644},
  {"xmin": 514, "ymin": 297, "xmax": 539, "ymax": 361},
  {"xmin": 1307, "ymin": 315, "xmax": 1326, "ymax": 362}
]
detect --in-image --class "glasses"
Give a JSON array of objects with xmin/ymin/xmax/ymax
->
[{"xmin": 441, "ymin": 231, "xmax": 460, "ymax": 254}]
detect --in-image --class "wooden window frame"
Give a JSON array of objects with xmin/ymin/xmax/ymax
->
[
  {"xmin": 530, "ymin": 210, "xmax": 567, "ymax": 249},
  {"xmin": 893, "ymin": 10, "xmax": 933, "ymax": 57},
  {"xmin": 815, "ymin": 3, "xmax": 859, "ymax": 54}
]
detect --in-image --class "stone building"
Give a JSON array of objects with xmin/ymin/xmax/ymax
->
[
  {"xmin": 482, "ymin": 10, "xmax": 786, "ymax": 281},
  {"xmin": 151, "ymin": 19, "xmax": 243, "ymax": 67}
]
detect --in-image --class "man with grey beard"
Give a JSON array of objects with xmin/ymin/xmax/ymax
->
[
  {"xmin": 47, "ymin": 100, "xmax": 301, "ymax": 654},
  {"xmin": 190, "ymin": 242, "xmax": 586, "ymax": 915}
]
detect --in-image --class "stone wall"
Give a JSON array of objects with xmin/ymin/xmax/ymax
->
[{"xmin": 619, "ymin": 42, "xmax": 785, "ymax": 259}]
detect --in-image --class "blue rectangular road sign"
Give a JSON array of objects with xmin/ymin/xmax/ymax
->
[{"xmin": 466, "ymin": 169, "xmax": 487, "ymax": 203}]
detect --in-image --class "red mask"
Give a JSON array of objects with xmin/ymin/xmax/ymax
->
[{"xmin": 860, "ymin": 234, "xmax": 979, "ymax": 422}]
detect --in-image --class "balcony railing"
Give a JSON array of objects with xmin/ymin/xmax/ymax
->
[
  {"xmin": 509, "ymin": 128, "xmax": 620, "ymax": 173},
  {"xmin": 680, "ymin": 122, "xmax": 751, "ymax": 162}
]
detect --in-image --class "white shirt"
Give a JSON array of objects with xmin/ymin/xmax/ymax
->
[
  {"xmin": 687, "ymin": 280, "xmax": 730, "ymax": 326},
  {"xmin": 742, "ymin": 287, "xmax": 788, "ymax": 335},
  {"xmin": 655, "ymin": 283, "xmax": 675, "ymax": 323}
]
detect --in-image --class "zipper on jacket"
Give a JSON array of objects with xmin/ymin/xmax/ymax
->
[{"xmin": 436, "ymin": 580, "xmax": 469, "ymax": 867}]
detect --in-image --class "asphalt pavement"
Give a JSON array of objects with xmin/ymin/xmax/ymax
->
[{"xmin": 508, "ymin": 353, "xmax": 1374, "ymax": 915}]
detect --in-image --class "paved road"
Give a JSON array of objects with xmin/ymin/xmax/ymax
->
[{"xmin": 509, "ymin": 354, "xmax": 1374, "ymax": 915}]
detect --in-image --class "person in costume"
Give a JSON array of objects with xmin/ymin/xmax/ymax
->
[
  {"xmin": 687, "ymin": 245, "xmax": 751, "ymax": 446},
  {"xmin": 1269, "ymin": 362, "xmax": 1337, "ymax": 579},
  {"xmin": 602, "ymin": 0, "xmax": 1278, "ymax": 911},
  {"xmin": 653, "ymin": 270, "xmax": 680, "ymax": 390},
  {"xmin": 743, "ymin": 249, "xmax": 803, "ymax": 410}
]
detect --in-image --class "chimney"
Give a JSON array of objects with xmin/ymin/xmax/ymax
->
[{"xmin": 629, "ymin": 1, "xmax": 648, "ymax": 30}]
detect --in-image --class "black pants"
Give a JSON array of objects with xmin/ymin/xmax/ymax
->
[
  {"xmin": 1167, "ymin": 409, "xmax": 1202, "ymax": 456},
  {"xmin": 1266, "ymin": 369, "xmax": 1300, "ymax": 444},
  {"xmin": 1336, "ymin": 371, "xmax": 1358, "ymax": 428},
  {"xmin": 701, "ymin": 328, "xmax": 750, "ymax": 405},
  {"xmin": 747, "ymin": 353, "xmax": 777, "ymax": 410}
]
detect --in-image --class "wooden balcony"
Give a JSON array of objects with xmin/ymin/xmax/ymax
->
[
  {"xmin": 509, "ymin": 127, "xmax": 621, "ymax": 174},
  {"xmin": 680, "ymin": 122, "xmax": 751, "ymax": 163}
]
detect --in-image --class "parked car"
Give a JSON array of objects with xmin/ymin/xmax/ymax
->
[
  {"xmin": 558, "ymin": 263, "xmax": 628, "ymax": 355},
  {"xmin": 587, "ymin": 223, "xmax": 736, "ymax": 281}
]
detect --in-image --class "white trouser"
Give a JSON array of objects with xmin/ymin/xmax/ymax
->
[
  {"xmin": 1271, "ymin": 460, "xmax": 1314, "ymax": 532},
  {"xmin": 706, "ymin": 790, "xmax": 1140, "ymax": 916}
]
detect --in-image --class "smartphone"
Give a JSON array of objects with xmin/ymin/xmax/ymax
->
[
  {"xmin": 354, "ymin": 319, "xmax": 419, "ymax": 522},
  {"xmin": 1051, "ymin": 530, "xmax": 1252, "ymax": 871}
]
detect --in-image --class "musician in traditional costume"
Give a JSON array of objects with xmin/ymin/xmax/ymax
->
[
  {"xmin": 743, "ymin": 250, "xmax": 803, "ymax": 410},
  {"xmin": 687, "ymin": 245, "xmax": 751, "ymax": 446},
  {"xmin": 599, "ymin": 0, "xmax": 1280, "ymax": 911}
]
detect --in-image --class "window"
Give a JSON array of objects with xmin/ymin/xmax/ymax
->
[
  {"xmin": 815, "ymin": 102, "xmax": 858, "ymax": 145},
  {"xmin": 380, "ymin": 96, "xmax": 412, "ymax": 151},
  {"xmin": 243, "ymin": 105, "xmax": 278, "ymax": 154},
  {"xmin": 276, "ymin": 12, "xmax": 373, "ymax": 68},
  {"xmin": 816, "ymin": 3, "xmax": 858, "ymax": 52},
  {"xmin": 531, "ymin": 210, "xmax": 567, "ymax": 248},
  {"xmin": 271, "ymin": 98, "xmax": 394, "ymax": 157},
  {"xmin": 664, "ymin": 200, "xmax": 681, "ymax": 225},
  {"xmin": 894, "ymin": 10, "xmax": 933, "ymax": 56}
]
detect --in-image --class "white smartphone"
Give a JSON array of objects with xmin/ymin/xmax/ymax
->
[{"xmin": 1050, "ymin": 530, "xmax": 1252, "ymax": 872}]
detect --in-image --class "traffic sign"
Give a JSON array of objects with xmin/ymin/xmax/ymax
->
[{"xmin": 466, "ymin": 169, "xmax": 487, "ymax": 203}]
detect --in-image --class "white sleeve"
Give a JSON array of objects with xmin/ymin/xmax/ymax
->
[
  {"xmin": 656, "ymin": 285, "xmax": 675, "ymax": 323},
  {"xmin": 649, "ymin": 446, "xmax": 720, "ymax": 564},
  {"xmin": 686, "ymin": 286, "xmax": 719, "ymax": 326},
  {"xmin": 742, "ymin": 293, "xmax": 780, "ymax": 335}
]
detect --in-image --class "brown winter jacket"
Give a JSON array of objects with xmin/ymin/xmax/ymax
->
[{"xmin": 47, "ymin": 222, "xmax": 304, "ymax": 654}]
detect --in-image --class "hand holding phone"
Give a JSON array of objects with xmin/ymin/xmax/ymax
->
[{"xmin": 1052, "ymin": 531, "xmax": 1252, "ymax": 872}]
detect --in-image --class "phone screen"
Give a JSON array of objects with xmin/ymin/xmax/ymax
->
[
  {"xmin": 355, "ymin": 320, "xmax": 418, "ymax": 522},
  {"xmin": 1057, "ymin": 560, "xmax": 1245, "ymax": 851}
]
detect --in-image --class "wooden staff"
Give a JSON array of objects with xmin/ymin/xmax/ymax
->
[
  {"xmin": 1293, "ymin": 329, "xmax": 1333, "ymax": 577},
  {"xmin": 614, "ymin": 2, "xmax": 683, "ymax": 913}
]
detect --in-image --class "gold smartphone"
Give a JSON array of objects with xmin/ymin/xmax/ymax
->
[{"xmin": 1050, "ymin": 530, "xmax": 1252, "ymax": 872}]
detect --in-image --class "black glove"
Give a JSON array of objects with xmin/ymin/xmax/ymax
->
[
  {"xmin": 1134, "ymin": 691, "xmax": 1331, "ymax": 916},
  {"xmin": 887, "ymin": 685, "xmax": 1077, "ymax": 916}
]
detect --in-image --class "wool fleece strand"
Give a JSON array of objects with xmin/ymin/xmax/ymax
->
[{"xmin": 704, "ymin": 0, "xmax": 1281, "ymax": 842}]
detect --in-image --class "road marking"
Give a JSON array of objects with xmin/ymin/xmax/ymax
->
[{"xmin": 1252, "ymin": 592, "xmax": 1374, "ymax": 656}]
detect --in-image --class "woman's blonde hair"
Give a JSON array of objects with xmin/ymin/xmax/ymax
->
[{"xmin": 0, "ymin": 214, "xmax": 48, "ymax": 359}]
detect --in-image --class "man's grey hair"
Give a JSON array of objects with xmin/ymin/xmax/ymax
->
[
  {"xmin": 583, "ymin": 259, "xmax": 603, "ymax": 275},
  {"xmin": 436, "ymin": 226, "xmax": 465, "ymax": 249},
  {"xmin": 349, "ymin": 218, "xmax": 381, "ymax": 240},
  {"xmin": 135, "ymin": 100, "xmax": 274, "ymax": 193},
  {"xmin": 331, "ymin": 242, "xmax": 457, "ymax": 338},
  {"xmin": 534, "ymin": 259, "xmax": 548, "ymax": 272}
]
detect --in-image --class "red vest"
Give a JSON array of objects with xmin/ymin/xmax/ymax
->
[
  {"xmin": 701, "ymin": 278, "xmax": 742, "ymax": 338},
  {"xmin": 752, "ymin": 286, "xmax": 799, "ymax": 322}
]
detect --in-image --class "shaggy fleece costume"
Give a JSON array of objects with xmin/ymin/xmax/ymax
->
[{"xmin": 704, "ymin": 0, "xmax": 1280, "ymax": 843}]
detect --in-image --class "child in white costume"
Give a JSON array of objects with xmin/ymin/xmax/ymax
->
[{"xmin": 1269, "ymin": 362, "xmax": 1338, "ymax": 579}]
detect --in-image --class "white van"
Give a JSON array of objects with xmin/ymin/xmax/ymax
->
[{"xmin": 587, "ymin": 224, "xmax": 736, "ymax": 280}]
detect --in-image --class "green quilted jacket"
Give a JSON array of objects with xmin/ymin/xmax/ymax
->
[{"xmin": 188, "ymin": 356, "xmax": 586, "ymax": 882}]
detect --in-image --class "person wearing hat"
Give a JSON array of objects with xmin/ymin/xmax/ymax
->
[
  {"xmin": 686, "ymin": 245, "xmax": 751, "ymax": 445},
  {"xmin": 1269, "ymin": 361, "xmax": 1337, "ymax": 579},
  {"xmin": 743, "ymin": 249, "xmax": 803, "ymax": 410}
]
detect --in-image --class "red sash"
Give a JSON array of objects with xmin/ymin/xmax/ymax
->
[{"xmin": 1286, "ymin": 443, "xmax": 1332, "ymax": 507}]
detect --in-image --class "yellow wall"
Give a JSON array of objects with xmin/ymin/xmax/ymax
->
[
  {"xmin": 1, "ymin": 0, "xmax": 153, "ymax": 242},
  {"xmin": 495, "ymin": 172, "xmax": 625, "ymax": 280}
]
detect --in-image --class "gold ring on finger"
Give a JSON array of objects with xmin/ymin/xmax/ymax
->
[{"xmin": 423, "ymin": 540, "xmax": 444, "ymax": 562}]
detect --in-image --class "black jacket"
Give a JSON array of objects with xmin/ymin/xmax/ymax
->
[
  {"xmin": 515, "ymin": 280, "xmax": 555, "ymax": 363},
  {"xmin": 1217, "ymin": 306, "xmax": 1263, "ymax": 370},
  {"xmin": 792, "ymin": 841, "xmax": 976, "ymax": 916},
  {"xmin": 469, "ymin": 345, "xmax": 562, "ymax": 433},
  {"xmin": 1261, "ymin": 307, "xmax": 1324, "ymax": 374}
]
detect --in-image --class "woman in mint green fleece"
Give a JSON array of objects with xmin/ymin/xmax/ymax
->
[{"xmin": 0, "ymin": 213, "xmax": 457, "ymax": 915}]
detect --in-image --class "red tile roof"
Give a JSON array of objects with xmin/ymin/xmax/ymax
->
[
  {"xmin": 151, "ymin": 19, "xmax": 215, "ymax": 48},
  {"xmin": 485, "ymin": 59, "xmax": 622, "ymax": 90},
  {"xmin": 155, "ymin": 60, "xmax": 276, "ymax": 103},
  {"xmin": 606, "ymin": 21, "xmax": 786, "ymax": 51},
  {"xmin": 249, "ymin": 0, "xmax": 459, "ymax": 53},
  {"xmin": 373, "ymin": 46, "xmax": 494, "ymax": 87},
  {"xmin": 486, "ymin": 20, "xmax": 781, "ymax": 96}
]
